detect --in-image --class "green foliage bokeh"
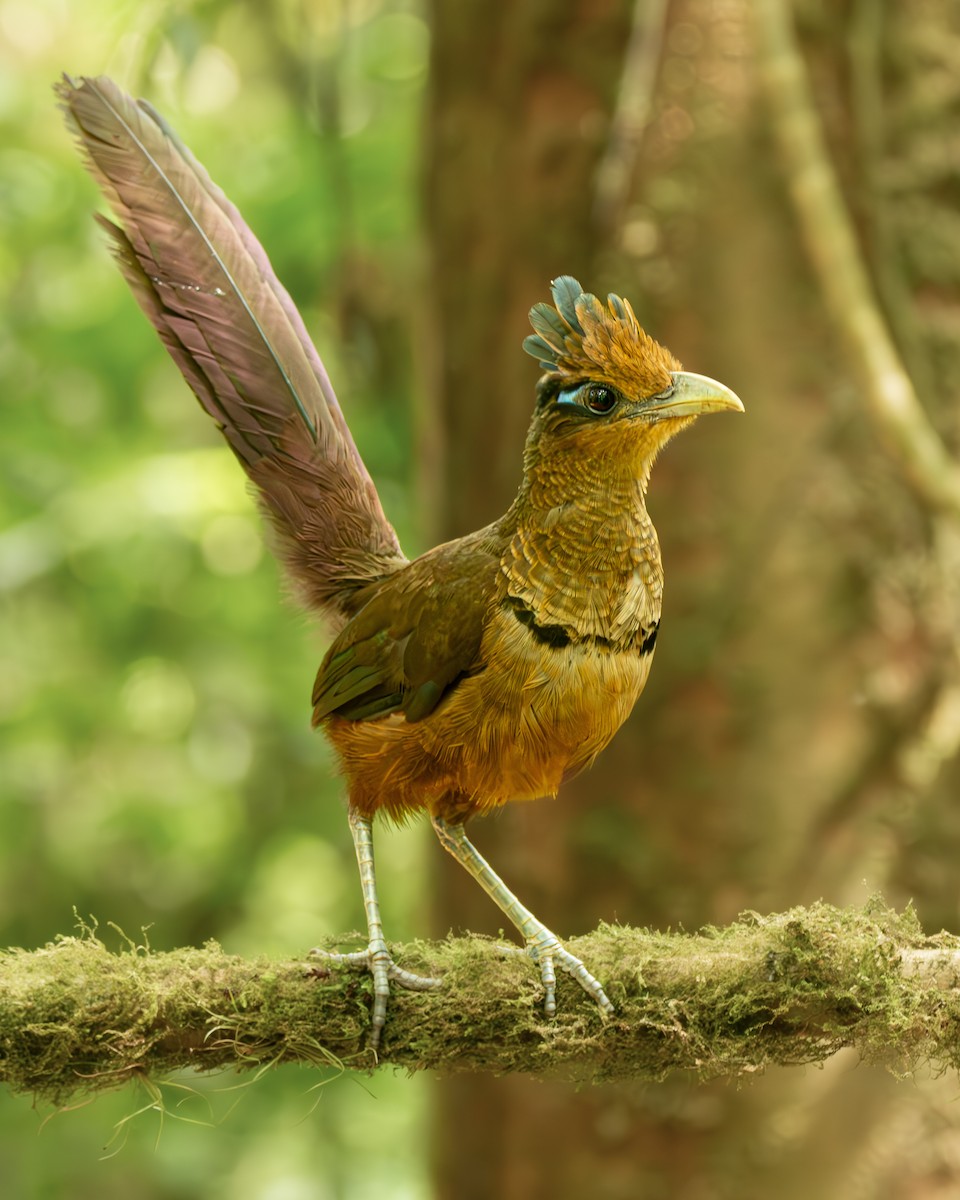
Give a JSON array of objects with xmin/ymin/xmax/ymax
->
[{"xmin": 1, "ymin": 0, "xmax": 432, "ymax": 1195}]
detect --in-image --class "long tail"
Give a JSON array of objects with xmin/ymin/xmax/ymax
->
[{"xmin": 56, "ymin": 74, "xmax": 407, "ymax": 627}]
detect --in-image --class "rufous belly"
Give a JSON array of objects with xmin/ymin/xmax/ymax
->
[{"xmin": 325, "ymin": 608, "xmax": 655, "ymax": 822}]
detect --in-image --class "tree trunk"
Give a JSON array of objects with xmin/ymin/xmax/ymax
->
[{"xmin": 422, "ymin": 4, "xmax": 638, "ymax": 1194}]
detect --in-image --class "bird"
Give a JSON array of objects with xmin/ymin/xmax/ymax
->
[{"xmin": 57, "ymin": 74, "xmax": 743, "ymax": 1050}]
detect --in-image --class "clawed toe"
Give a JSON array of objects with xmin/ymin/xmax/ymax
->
[
  {"xmin": 312, "ymin": 944, "xmax": 442, "ymax": 1050},
  {"xmin": 523, "ymin": 939, "xmax": 614, "ymax": 1018},
  {"xmin": 312, "ymin": 945, "xmax": 441, "ymax": 990},
  {"xmin": 492, "ymin": 936, "xmax": 613, "ymax": 1018}
]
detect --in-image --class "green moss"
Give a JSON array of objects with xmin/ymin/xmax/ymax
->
[{"xmin": 3, "ymin": 901, "xmax": 960, "ymax": 1103}]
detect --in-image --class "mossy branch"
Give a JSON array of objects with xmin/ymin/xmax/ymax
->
[{"xmin": 3, "ymin": 902, "xmax": 960, "ymax": 1103}]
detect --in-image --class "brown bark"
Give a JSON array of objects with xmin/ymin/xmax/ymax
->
[
  {"xmin": 422, "ymin": 0, "xmax": 637, "ymax": 539},
  {"xmin": 422, "ymin": 5, "xmax": 640, "ymax": 1193}
]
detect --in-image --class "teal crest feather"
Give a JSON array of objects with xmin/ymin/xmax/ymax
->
[{"xmin": 523, "ymin": 275, "xmax": 680, "ymax": 397}]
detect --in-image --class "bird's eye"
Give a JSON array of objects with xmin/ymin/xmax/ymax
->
[
  {"xmin": 555, "ymin": 382, "xmax": 620, "ymax": 417},
  {"xmin": 585, "ymin": 385, "xmax": 617, "ymax": 415}
]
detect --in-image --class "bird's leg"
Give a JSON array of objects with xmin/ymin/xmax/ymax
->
[
  {"xmin": 431, "ymin": 815, "xmax": 614, "ymax": 1020},
  {"xmin": 314, "ymin": 805, "xmax": 441, "ymax": 1050}
]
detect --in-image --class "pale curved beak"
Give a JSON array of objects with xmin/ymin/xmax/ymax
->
[{"xmin": 643, "ymin": 371, "xmax": 744, "ymax": 418}]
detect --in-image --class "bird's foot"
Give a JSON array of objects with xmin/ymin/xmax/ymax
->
[
  {"xmin": 496, "ymin": 934, "xmax": 614, "ymax": 1019},
  {"xmin": 526, "ymin": 933, "xmax": 614, "ymax": 1018},
  {"xmin": 311, "ymin": 939, "xmax": 442, "ymax": 1051}
]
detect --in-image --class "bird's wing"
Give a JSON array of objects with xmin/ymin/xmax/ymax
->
[
  {"xmin": 56, "ymin": 74, "xmax": 407, "ymax": 628},
  {"xmin": 312, "ymin": 542, "xmax": 498, "ymax": 724}
]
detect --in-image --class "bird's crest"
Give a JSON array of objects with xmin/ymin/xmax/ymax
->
[{"xmin": 523, "ymin": 276, "xmax": 679, "ymax": 397}]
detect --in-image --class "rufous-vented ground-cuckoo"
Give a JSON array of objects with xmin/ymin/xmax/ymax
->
[{"xmin": 58, "ymin": 75, "xmax": 743, "ymax": 1049}]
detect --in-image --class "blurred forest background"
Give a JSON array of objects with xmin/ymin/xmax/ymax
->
[{"xmin": 3, "ymin": 1, "xmax": 960, "ymax": 1198}]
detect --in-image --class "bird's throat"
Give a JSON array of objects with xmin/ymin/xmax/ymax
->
[{"xmin": 500, "ymin": 463, "xmax": 663, "ymax": 649}]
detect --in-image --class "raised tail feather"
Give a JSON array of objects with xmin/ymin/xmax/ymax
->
[{"xmin": 56, "ymin": 74, "xmax": 407, "ymax": 627}]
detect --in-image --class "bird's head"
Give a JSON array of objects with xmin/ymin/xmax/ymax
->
[{"xmin": 522, "ymin": 276, "xmax": 743, "ymax": 486}]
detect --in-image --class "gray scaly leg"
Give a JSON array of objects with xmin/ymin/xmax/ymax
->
[
  {"xmin": 431, "ymin": 814, "xmax": 613, "ymax": 1019},
  {"xmin": 315, "ymin": 806, "xmax": 441, "ymax": 1050}
]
